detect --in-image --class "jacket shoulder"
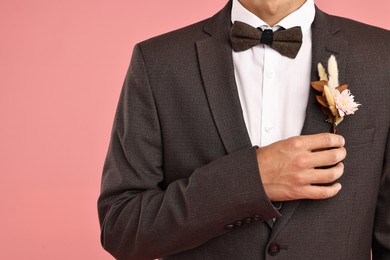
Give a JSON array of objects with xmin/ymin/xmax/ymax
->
[
  {"xmin": 329, "ymin": 14, "xmax": 390, "ymax": 45},
  {"xmin": 136, "ymin": 1, "xmax": 232, "ymax": 58},
  {"xmin": 136, "ymin": 18, "xmax": 210, "ymax": 57}
]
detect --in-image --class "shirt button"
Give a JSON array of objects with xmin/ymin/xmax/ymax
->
[
  {"xmin": 268, "ymin": 242, "xmax": 281, "ymax": 256},
  {"xmin": 265, "ymin": 125, "xmax": 273, "ymax": 133},
  {"xmin": 267, "ymin": 71, "xmax": 275, "ymax": 78}
]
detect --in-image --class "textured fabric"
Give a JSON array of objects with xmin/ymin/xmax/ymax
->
[
  {"xmin": 98, "ymin": 1, "xmax": 390, "ymax": 259},
  {"xmin": 231, "ymin": 21, "xmax": 303, "ymax": 58}
]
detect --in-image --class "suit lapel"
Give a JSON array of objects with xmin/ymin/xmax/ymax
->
[
  {"xmin": 196, "ymin": 1, "xmax": 252, "ymax": 154},
  {"xmin": 269, "ymin": 7, "xmax": 349, "ymax": 240},
  {"xmin": 301, "ymin": 7, "xmax": 349, "ymax": 136}
]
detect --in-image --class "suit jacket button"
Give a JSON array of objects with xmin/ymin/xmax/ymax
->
[
  {"xmin": 272, "ymin": 202, "xmax": 282, "ymax": 210},
  {"xmin": 268, "ymin": 242, "xmax": 280, "ymax": 256},
  {"xmin": 252, "ymin": 215, "xmax": 263, "ymax": 221},
  {"xmin": 243, "ymin": 217, "xmax": 253, "ymax": 224},
  {"xmin": 234, "ymin": 221, "xmax": 243, "ymax": 227},
  {"xmin": 225, "ymin": 224, "xmax": 234, "ymax": 230}
]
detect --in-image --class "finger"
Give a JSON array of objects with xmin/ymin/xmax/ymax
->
[
  {"xmin": 302, "ymin": 133, "xmax": 345, "ymax": 151},
  {"xmin": 302, "ymin": 183, "xmax": 342, "ymax": 200},
  {"xmin": 307, "ymin": 147, "xmax": 347, "ymax": 168},
  {"xmin": 308, "ymin": 162, "xmax": 344, "ymax": 184}
]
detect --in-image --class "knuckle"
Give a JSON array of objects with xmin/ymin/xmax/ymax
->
[
  {"xmin": 293, "ymin": 173, "xmax": 306, "ymax": 185},
  {"xmin": 326, "ymin": 171, "xmax": 336, "ymax": 183},
  {"xmin": 323, "ymin": 133, "xmax": 333, "ymax": 146},
  {"xmin": 328, "ymin": 151, "xmax": 338, "ymax": 163},
  {"xmin": 294, "ymin": 156, "xmax": 307, "ymax": 169},
  {"xmin": 339, "ymin": 136, "xmax": 346, "ymax": 146},
  {"xmin": 302, "ymin": 187, "xmax": 315, "ymax": 199},
  {"xmin": 328, "ymin": 168, "xmax": 341, "ymax": 182},
  {"xmin": 319, "ymin": 188, "xmax": 333, "ymax": 199},
  {"xmin": 339, "ymin": 162, "xmax": 345, "ymax": 171},
  {"xmin": 291, "ymin": 186, "xmax": 304, "ymax": 198},
  {"xmin": 336, "ymin": 163, "xmax": 344, "ymax": 175},
  {"xmin": 340, "ymin": 147, "xmax": 347, "ymax": 159},
  {"xmin": 331, "ymin": 149, "xmax": 344, "ymax": 163},
  {"xmin": 289, "ymin": 138, "xmax": 303, "ymax": 150},
  {"xmin": 336, "ymin": 148, "xmax": 347, "ymax": 161}
]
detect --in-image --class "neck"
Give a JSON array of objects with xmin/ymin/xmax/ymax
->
[{"xmin": 239, "ymin": 0, "xmax": 307, "ymax": 26}]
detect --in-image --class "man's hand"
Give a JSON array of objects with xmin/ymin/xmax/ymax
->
[{"xmin": 257, "ymin": 133, "xmax": 346, "ymax": 201}]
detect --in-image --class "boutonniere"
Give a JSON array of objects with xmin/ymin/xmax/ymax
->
[{"xmin": 311, "ymin": 55, "xmax": 360, "ymax": 134}]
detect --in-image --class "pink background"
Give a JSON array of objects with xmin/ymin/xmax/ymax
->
[{"xmin": 0, "ymin": 0, "xmax": 388, "ymax": 259}]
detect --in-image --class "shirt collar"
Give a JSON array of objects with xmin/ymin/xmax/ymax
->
[{"xmin": 231, "ymin": 0, "xmax": 315, "ymax": 32}]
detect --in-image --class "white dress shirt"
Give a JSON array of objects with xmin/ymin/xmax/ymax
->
[{"xmin": 231, "ymin": 0, "xmax": 315, "ymax": 147}]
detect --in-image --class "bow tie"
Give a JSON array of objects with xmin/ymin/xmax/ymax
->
[{"xmin": 230, "ymin": 21, "xmax": 303, "ymax": 59}]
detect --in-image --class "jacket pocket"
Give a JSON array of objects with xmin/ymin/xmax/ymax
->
[{"xmin": 343, "ymin": 128, "xmax": 375, "ymax": 147}]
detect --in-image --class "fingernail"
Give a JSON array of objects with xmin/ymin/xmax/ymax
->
[{"xmin": 341, "ymin": 137, "xmax": 345, "ymax": 146}]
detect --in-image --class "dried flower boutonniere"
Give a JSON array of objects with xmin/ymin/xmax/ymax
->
[{"xmin": 311, "ymin": 55, "xmax": 360, "ymax": 134}]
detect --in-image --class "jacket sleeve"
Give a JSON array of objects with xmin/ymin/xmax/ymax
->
[
  {"xmin": 97, "ymin": 44, "xmax": 280, "ymax": 260},
  {"xmin": 372, "ymin": 128, "xmax": 390, "ymax": 259}
]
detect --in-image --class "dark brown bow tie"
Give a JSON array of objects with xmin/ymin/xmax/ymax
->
[{"xmin": 230, "ymin": 21, "xmax": 303, "ymax": 59}]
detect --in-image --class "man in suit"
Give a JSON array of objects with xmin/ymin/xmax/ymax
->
[{"xmin": 98, "ymin": 0, "xmax": 390, "ymax": 259}]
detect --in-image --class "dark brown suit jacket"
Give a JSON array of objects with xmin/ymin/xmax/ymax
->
[{"xmin": 98, "ymin": 2, "xmax": 390, "ymax": 259}]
